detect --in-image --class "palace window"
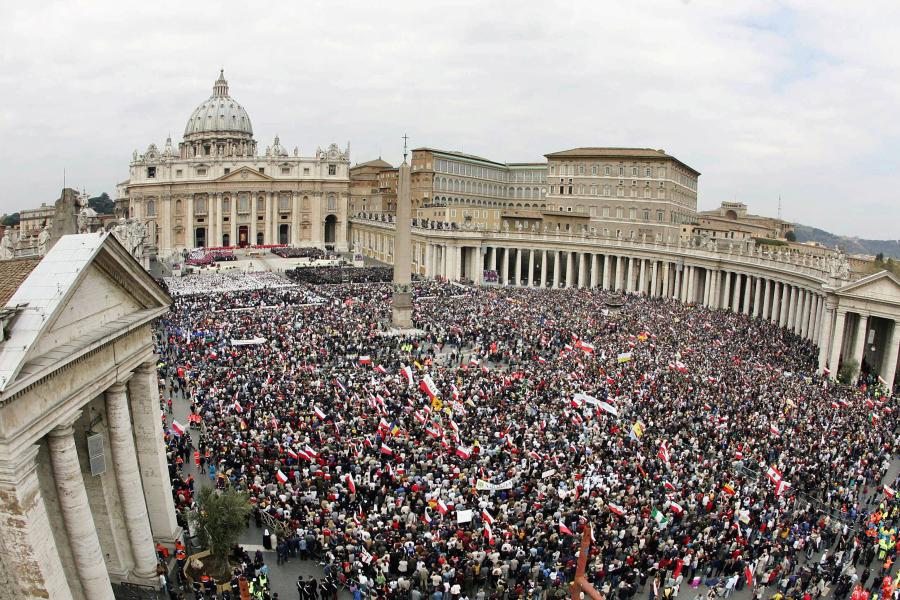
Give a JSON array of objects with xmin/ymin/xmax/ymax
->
[
  {"xmin": 303, "ymin": 168, "xmax": 310, "ymax": 175},
  {"xmin": 259, "ymin": 167, "xmax": 265, "ymax": 174},
  {"xmin": 257, "ymin": 198, "xmax": 265, "ymax": 212},
  {"xmin": 632, "ymin": 166, "xmax": 638, "ymax": 176},
  {"xmin": 176, "ymin": 169, "xmax": 183, "ymax": 177},
  {"xmin": 645, "ymin": 167, "xmax": 652, "ymax": 177},
  {"xmin": 279, "ymin": 195, "xmax": 290, "ymax": 211},
  {"xmin": 281, "ymin": 167, "xmax": 290, "ymax": 175},
  {"xmin": 327, "ymin": 194, "xmax": 336, "ymax": 211},
  {"xmin": 222, "ymin": 197, "xmax": 230, "ymax": 213},
  {"xmin": 197, "ymin": 168, "xmax": 207, "ymax": 176},
  {"xmin": 629, "ymin": 207, "xmax": 637, "ymax": 219},
  {"xmin": 195, "ymin": 197, "xmax": 207, "ymax": 214},
  {"xmin": 224, "ymin": 168, "xmax": 230, "ymax": 174},
  {"xmin": 643, "ymin": 209, "xmax": 650, "ymax": 221},
  {"xmin": 328, "ymin": 164, "xmax": 337, "ymax": 175},
  {"xmin": 605, "ymin": 166, "xmax": 611, "ymax": 176},
  {"xmin": 146, "ymin": 200, "xmax": 156, "ymax": 216},
  {"xmin": 591, "ymin": 165, "xmax": 598, "ymax": 175},
  {"xmin": 618, "ymin": 166, "xmax": 624, "ymax": 176},
  {"xmin": 146, "ymin": 166, "xmax": 156, "ymax": 178}
]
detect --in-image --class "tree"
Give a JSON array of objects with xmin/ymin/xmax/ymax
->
[
  {"xmin": 88, "ymin": 193, "xmax": 115, "ymax": 214},
  {"xmin": 190, "ymin": 487, "xmax": 251, "ymax": 572},
  {"xmin": 784, "ymin": 230, "xmax": 796, "ymax": 242},
  {"xmin": 1, "ymin": 212, "xmax": 20, "ymax": 226}
]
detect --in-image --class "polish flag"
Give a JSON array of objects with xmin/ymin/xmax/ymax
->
[
  {"xmin": 314, "ymin": 406, "xmax": 327, "ymax": 420},
  {"xmin": 334, "ymin": 378, "xmax": 346, "ymax": 394},
  {"xmin": 295, "ymin": 448, "xmax": 311, "ymax": 461},
  {"xmin": 344, "ymin": 473, "xmax": 356, "ymax": 494},
  {"xmin": 769, "ymin": 424, "xmax": 781, "ymax": 436},
  {"xmin": 658, "ymin": 441, "xmax": 671, "ymax": 466},
  {"xmin": 537, "ymin": 357, "xmax": 547, "ymax": 364},
  {"xmin": 421, "ymin": 508, "xmax": 433, "ymax": 524},
  {"xmin": 885, "ymin": 485, "xmax": 896, "ymax": 499},
  {"xmin": 374, "ymin": 365, "xmax": 387, "ymax": 374},
  {"xmin": 766, "ymin": 465, "xmax": 782, "ymax": 485},
  {"xmin": 171, "ymin": 420, "xmax": 186, "ymax": 436},
  {"xmin": 436, "ymin": 499, "xmax": 449, "ymax": 515},
  {"xmin": 401, "ymin": 365, "xmax": 414, "ymax": 385},
  {"xmin": 482, "ymin": 508, "xmax": 495, "ymax": 525},
  {"xmin": 450, "ymin": 384, "xmax": 460, "ymax": 401},
  {"xmin": 286, "ymin": 448, "xmax": 299, "ymax": 460},
  {"xmin": 380, "ymin": 443, "xmax": 394, "ymax": 455},
  {"xmin": 456, "ymin": 446, "xmax": 472, "ymax": 459},
  {"xmin": 359, "ymin": 355, "xmax": 372, "ymax": 365},
  {"xmin": 484, "ymin": 522, "xmax": 494, "ymax": 542},
  {"xmin": 559, "ymin": 520, "xmax": 574, "ymax": 536},
  {"xmin": 469, "ymin": 357, "xmax": 481, "ymax": 366},
  {"xmin": 303, "ymin": 445, "xmax": 319, "ymax": 458},
  {"xmin": 578, "ymin": 341, "xmax": 595, "ymax": 354},
  {"xmin": 276, "ymin": 469, "xmax": 288, "ymax": 484},
  {"xmin": 233, "ymin": 401, "xmax": 243, "ymax": 414},
  {"xmin": 608, "ymin": 503, "xmax": 625, "ymax": 516},
  {"xmin": 419, "ymin": 374, "xmax": 440, "ymax": 399},
  {"xmin": 669, "ymin": 502, "xmax": 684, "ymax": 515},
  {"xmin": 774, "ymin": 480, "xmax": 791, "ymax": 496}
]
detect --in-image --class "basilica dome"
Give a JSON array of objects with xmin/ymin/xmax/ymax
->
[{"xmin": 183, "ymin": 70, "xmax": 253, "ymax": 138}]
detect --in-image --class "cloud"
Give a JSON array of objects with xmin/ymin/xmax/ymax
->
[{"xmin": 0, "ymin": 0, "xmax": 898, "ymax": 239}]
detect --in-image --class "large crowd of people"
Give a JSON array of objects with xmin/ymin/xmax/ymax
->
[
  {"xmin": 154, "ymin": 272, "xmax": 899, "ymax": 600},
  {"xmin": 285, "ymin": 266, "xmax": 395, "ymax": 285}
]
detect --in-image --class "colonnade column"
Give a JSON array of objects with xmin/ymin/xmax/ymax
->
[
  {"xmin": 500, "ymin": 248, "xmax": 509, "ymax": 285},
  {"xmin": 48, "ymin": 414, "xmax": 116, "ymax": 600},
  {"xmin": 650, "ymin": 261, "xmax": 659, "ymax": 297},
  {"xmin": 762, "ymin": 279, "xmax": 772, "ymax": 320},
  {"xmin": 752, "ymin": 277, "xmax": 762, "ymax": 317},
  {"xmin": 828, "ymin": 310, "xmax": 847, "ymax": 377},
  {"xmin": 638, "ymin": 259, "xmax": 647, "ymax": 295},
  {"xmin": 565, "ymin": 252, "xmax": 575, "ymax": 288},
  {"xmin": 685, "ymin": 266, "xmax": 695, "ymax": 303},
  {"xmin": 741, "ymin": 275, "xmax": 751, "ymax": 315},
  {"xmin": 579, "ymin": 253, "xmax": 588, "ymax": 289},
  {"xmin": 541, "ymin": 250, "xmax": 549, "ymax": 288},
  {"xmin": 129, "ymin": 362, "xmax": 181, "ymax": 544},
  {"xmin": 106, "ymin": 379, "xmax": 158, "ymax": 580},
  {"xmin": 0, "ymin": 445, "xmax": 72, "ymax": 600},
  {"xmin": 851, "ymin": 314, "xmax": 869, "ymax": 373},
  {"xmin": 553, "ymin": 251, "xmax": 561, "ymax": 288},
  {"xmin": 722, "ymin": 272, "xmax": 732, "ymax": 311},
  {"xmin": 673, "ymin": 265, "xmax": 682, "ymax": 301},
  {"xmin": 882, "ymin": 321, "xmax": 899, "ymax": 390},
  {"xmin": 662, "ymin": 261, "xmax": 669, "ymax": 298},
  {"xmin": 817, "ymin": 300, "xmax": 836, "ymax": 372},
  {"xmin": 731, "ymin": 274, "xmax": 741, "ymax": 313},
  {"xmin": 590, "ymin": 254, "xmax": 600, "ymax": 289},
  {"xmin": 811, "ymin": 295, "xmax": 823, "ymax": 344},
  {"xmin": 514, "ymin": 248, "xmax": 523, "ymax": 286},
  {"xmin": 528, "ymin": 249, "xmax": 536, "ymax": 287},
  {"xmin": 800, "ymin": 291, "xmax": 811, "ymax": 338},
  {"xmin": 779, "ymin": 284, "xmax": 790, "ymax": 327},
  {"xmin": 771, "ymin": 282, "xmax": 782, "ymax": 324},
  {"xmin": 614, "ymin": 256, "xmax": 624, "ymax": 291},
  {"xmin": 602, "ymin": 255, "xmax": 611, "ymax": 290},
  {"xmin": 425, "ymin": 244, "xmax": 433, "ymax": 278},
  {"xmin": 626, "ymin": 257, "xmax": 635, "ymax": 293}
]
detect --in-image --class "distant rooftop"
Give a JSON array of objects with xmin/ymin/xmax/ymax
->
[{"xmin": 545, "ymin": 147, "xmax": 700, "ymax": 175}]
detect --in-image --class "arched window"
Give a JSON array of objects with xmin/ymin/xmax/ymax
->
[
  {"xmin": 146, "ymin": 199, "xmax": 156, "ymax": 216},
  {"xmin": 327, "ymin": 194, "xmax": 336, "ymax": 211},
  {"xmin": 175, "ymin": 199, "xmax": 183, "ymax": 215}
]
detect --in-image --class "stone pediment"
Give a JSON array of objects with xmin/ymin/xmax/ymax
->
[
  {"xmin": 836, "ymin": 270, "xmax": 900, "ymax": 304},
  {"xmin": 215, "ymin": 166, "xmax": 275, "ymax": 183},
  {"xmin": 0, "ymin": 233, "xmax": 170, "ymax": 396}
]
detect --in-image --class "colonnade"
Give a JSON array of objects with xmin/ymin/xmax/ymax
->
[{"xmin": 0, "ymin": 360, "xmax": 180, "ymax": 599}]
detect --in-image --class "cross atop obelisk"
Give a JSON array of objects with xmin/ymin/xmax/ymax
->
[{"xmin": 392, "ymin": 136, "xmax": 413, "ymax": 328}]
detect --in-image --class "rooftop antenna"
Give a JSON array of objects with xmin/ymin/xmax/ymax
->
[
  {"xmin": 402, "ymin": 133, "xmax": 409, "ymax": 162},
  {"xmin": 777, "ymin": 195, "xmax": 782, "ymax": 220},
  {"xmin": 63, "ymin": 168, "xmax": 66, "ymax": 190}
]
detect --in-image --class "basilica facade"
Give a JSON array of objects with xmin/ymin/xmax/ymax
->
[{"xmin": 118, "ymin": 71, "xmax": 351, "ymax": 258}]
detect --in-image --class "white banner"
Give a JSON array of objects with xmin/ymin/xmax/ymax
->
[
  {"xmin": 456, "ymin": 509, "xmax": 474, "ymax": 524},
  {"xmin": 231, "ymin": 337, "xmax": 267, "ymax": 346},
  {"xmin": 541, "ymin": 469, "xmax": 557, "ymax": 478},
  {"xmin": 476, "ymin": 478, "xmax": 514, "ymax": 491}
]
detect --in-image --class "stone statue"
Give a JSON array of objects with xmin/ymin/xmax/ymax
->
[
  {"xmin": 49, "ymin": 188, "xmax": 82, "ymax": 250},
  {"xmin": 38, "ymin": 225, "xmax": 51, "ymax": 256},
  {"xmin": 0, "ymin": 232, "xmax": 14, "ymax": 260}
]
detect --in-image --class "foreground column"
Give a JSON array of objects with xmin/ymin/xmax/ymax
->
[
  {"xmin": 106, "ymin": 379, "xmax": 159, "ymax": 581},
  {"xmin": 590, "ymin": 254, "xmax": 600, "ymax": 289},
  {"xmin": 578, "ymin": 253, "xmax": 588, "ymax": 289},
  {"xmin": 602, "ymin": 254, "xmax": 611, "ymax": 289},
  {"xmin": 48, "ymin": 415, "xmax": 115, "ymax": 600},
  {"xmin": 514, "ymin": 248, "xmax": 523, "ymax": 286},
  {"xmin": 541, "ymin": 250, "xmax": 549, "ymax": 287},
  {"xmin": 828, "ymin": 310, "xmax": 847, "ymax": 377},
  {"xmin": 661, "ymin": 262, "xmax": 670, "ymax": 298},
  {"xmin": 566, "ymin": 252, "xmax": 575, "ymax": 288},
  {"xmin": 129, "ymin": 362, "xmax": 181, "ymax": 544},
  {"xmin": 528, "ymin": 249, "xmax": 535, "ymax": 287},
  {"xmin": 0, "ymin": 445, "xmax": 73, "ymax": 600},
  {"xmin": 552, "ymin": 251, "xmax": 561, "ymax": 288},
  {"xmin": 817, "ymin": 300, "xmax": 836, "ymax": 372},
  {"xmin": 762, "ymin": 279, "xmax": 771, "ymax": 320},
  {"xmin": 882, "ymin": 320, "xmax": 899, "ymax": 390}
]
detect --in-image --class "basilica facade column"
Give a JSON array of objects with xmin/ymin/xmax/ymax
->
[
  {"xmin": 672, "ymin": 265, "xmax": 682, "ymax": 301},
  {"xmin": 541, "ymin": 250, "xmax": 549, "ymax": 288},
  {"xmin": 48, "ymin": 415, "xmax": 115, "ymax": 600},
  {"xmin": 638, "ymin": 259, "xmax": 647, "ymax": 295},
  {"xmin": 500, "ymin": 248, "xmax": 509, "ymax": 285},
  {"xmin": 650, "ymin": 261, "xmax": 658, "ymax": 297},
  {"xmin": 579, "ymin": 252, "xmax": 588, "ymax": 289},
  {"xmin": 566, "ymin": 252, "xmax": 576, "ymax": 288},
  {"xmin": 106, "ymin": 380, "xmax": 158, "ymax": 580},
  {"xmin": 590, "ymin": 254, "xmax": 600, "ymax": 289},
  {"xmin": 528, "ymin": 249, "xmax": 536, "ymax": 287},
  {"xmin": 514, "ymin": 248, "xmax": 524, "ymax": 286},
  {"xmin": 661, "ymin": 262, "xmax": 670, "ymax": 298},
  {"xmin": 0, "ymin": 445, "xmax": 73, "ymax": 600}
]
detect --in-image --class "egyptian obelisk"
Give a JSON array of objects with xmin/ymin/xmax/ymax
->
[{"xmin": 392, "ymin": 138, "xmax": 413, "ymax": 328}]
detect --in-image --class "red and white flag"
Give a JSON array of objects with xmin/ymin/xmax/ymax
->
[
  {"xmin": 421, "ymin": 508, "xmax": 432, "ymax": 524},
  {"xmin": 658, "ymin": 441, "xmax": 671, "ymax": 466},
  {"xmin": 380, "ymin": 443, "xmax": 394, "ymax": 455},
  {"xmin": 456, "ymin": 446, "xmax": 472, "ymax": 459},
  {"xmin": 359, "ymin": 355, "xmax": 372, "ymax": 365},
  {"xmin": 577, "ymin": 341, "xmax": 595, "ymax": 354},
  {"xmin": 286, "ymin": 448, "xmax": 299, "ymax": 460},
  {"xmin": 436, "ymin": 498, "xmax": 449, "ymax": 515},
  {"xmin": 344, "ymin": 473, "xmax": 356, "ymax": 494},
  {"xmin": 669, "ymin": 502, "xmax": 684, "ymax": 515},
  {"xmin": 766, "ymin": 465, "xmax": 782, "ymax": 485},
  {"xmin": 608, "ymin": 502, "xmax": 625, "ymax": 516},
  {"xmin": 233, "ymin": 400, "xmax": 243, "ymax": 414},
  {"xmin": 276, "ymin": 469, "xmax": 288, "ymax": 484},
  {"xmin": 304, "ymin": 444, "xmax": 319, "ymax": 458},
  {"xmin": 314, "ymin": 406, "xmax": 327, "ymax": 420},
  {"xmin": 769, "ymin": 423, "xmax": 781, "ymax": 436},
  {"xmin": 419, "ymin": 374, "xmax": 440, "ymax": 399},
  {"xmin": 885, "ymin": 485, "xmax": 896, "ymax": 499},
  {"xmin": 401, "ymin": 365, "xmax": 414, "ymax": 385},
  {"xmin": 482, "ymin": 508, "xmax": 495, "ymax": 525},
  {"xmin": 484, "ymin": 522, "xmax": 494, "ymax": 542},
  {"xmin": 559, "ymin": 520, "xmax": 574, "ymax": 535},
  {"xmin": 171, "ymin": 420, "xmax": 186, "ymax": 436},
  {"xmin": 774, "ymin": 479, "xmax": 791, "ymax": 496},
  {"xmin": 374, "ymin": 365, "xmax": 387, "ymax": 374}
]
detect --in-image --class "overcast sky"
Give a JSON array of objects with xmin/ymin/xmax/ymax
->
[{"xmin": 1, "ymin": 0, "xmax": 898, "ymax": 239}]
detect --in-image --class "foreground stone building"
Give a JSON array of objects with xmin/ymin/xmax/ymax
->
[
  {"xmin": 118, "ymin": 71, "xmax": 351, "ymax": 257},
  {"xmin": 0, "ymin": 233, "xmax": 178, "ymax": 599},
  {"xmin": 350, "ymin": 216, "xmax": 900, "ymax": 387}
]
